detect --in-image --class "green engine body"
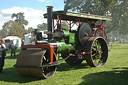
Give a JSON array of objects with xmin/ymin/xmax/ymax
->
[{"xmin": 50, "ymin": 29, "xmax": 76, "ymax": 54}]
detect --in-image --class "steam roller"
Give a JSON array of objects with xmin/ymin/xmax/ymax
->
[{"xmin": 15, "ymin": 6, "xmax": 111, "ymax": 78}]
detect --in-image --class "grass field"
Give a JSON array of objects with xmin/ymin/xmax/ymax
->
[{"xmin": 0, "ymin": 42, "xmax": 128, "ymax": 85}]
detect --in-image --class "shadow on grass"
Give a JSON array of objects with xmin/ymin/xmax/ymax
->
[
  {"xmin": 57, "ymin": 62, "xmax": 90, "ymax": 71},
  {"xmin": 0, "ymin": 67, "xmax": 42, "ymax": 83},
  {"xmin": 0, "ymin": 62, "xmax": 89, "ymax": 83},
  {"xmin": 0, "ymin": 63, "xmax": 89, "ymax": 83},
  {"xmin": 79, "ymin": 67, "xmax": 128, "ymax": 85}
]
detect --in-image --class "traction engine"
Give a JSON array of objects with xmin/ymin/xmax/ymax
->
[{"xmin": 15, "ymin": 6, "xmax": 111, "ymax": 78}]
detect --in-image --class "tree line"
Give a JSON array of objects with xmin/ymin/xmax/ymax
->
[{"xmin": 0, "ymin": 12, "xmax": 47, "ymax": 39}]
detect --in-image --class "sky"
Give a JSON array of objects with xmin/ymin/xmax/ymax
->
[{"xmin": 0, "ymin": 0, "xmax": 65, "ymax": 29}]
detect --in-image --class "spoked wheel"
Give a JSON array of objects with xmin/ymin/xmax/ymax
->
[
  {"xmin": 16, "ymin": 49, "xmax": 57, "ymax": 78},
  {"xmin": 62, "ymin": 54, "xmax": 83, "ymax": 65},
  {"xmin": 85, "ymin": 37, "xmax": 108, "ymax": 67}
]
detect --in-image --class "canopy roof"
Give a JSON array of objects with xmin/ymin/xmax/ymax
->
[
  {"xmin": 44, "ymin": 11, "xmax": 111, "ymax": 21},
  {"xmin": 4, "ymin": 36, "xmax": 21, "ymax": 40}
]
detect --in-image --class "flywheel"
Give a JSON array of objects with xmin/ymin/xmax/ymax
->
[{"xmin": 77, "ymin": 23, "xmax": 93, "ymax": 45}]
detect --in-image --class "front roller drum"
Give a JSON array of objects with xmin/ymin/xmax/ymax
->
[
  {"xmin": 85, "ymin": 37, "xmax": 108, "ymax": 67},
  {"xmin": 16, "ymin": 50, "xmax": 57, "ymax": 78}
]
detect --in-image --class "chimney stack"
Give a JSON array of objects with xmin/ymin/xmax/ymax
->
[{"xmin": 47, "ymin": 6, "xmax": 53, "ymax": 40}]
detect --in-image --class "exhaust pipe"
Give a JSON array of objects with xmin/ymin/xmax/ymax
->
[{"xmin": 47, "ymin": 6, "xmax": 53, "ymax": 40}]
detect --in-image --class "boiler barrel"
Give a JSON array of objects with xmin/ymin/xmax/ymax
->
[{"xmin": 50, "ymin": 42, "xmax": 74, "ymax": 53}]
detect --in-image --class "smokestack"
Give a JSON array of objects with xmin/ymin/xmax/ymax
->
[{"xmin": 47, "ymin": 6, "xmax": 53, "ymax": 40}]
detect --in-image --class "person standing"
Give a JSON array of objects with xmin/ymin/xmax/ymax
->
[
  {"xmin": 10, "ymin": 41, "xmax": 16, "ymax": 58},
  {"xmin": 0, "ymin": 39, "xmax": 6, "ymax": 73},
  {"xmin": 15, "ymin": 40, "xmax": 19, "ymax": 49},
  {"xmin": 21, "ymin": 40, "xmax": 24, "ymax": 47}
]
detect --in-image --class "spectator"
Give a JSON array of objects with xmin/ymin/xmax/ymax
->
[
  {"xmin": 21, "ymin": 40, "xmax": 24, "ymax": 46},
  {"xmin": 10, "ymin": 41, "xmax": 16, "ymax": 58},
  {"xmin": 0, "ymin": 39, "xmax": 6, "ymax": 73},
  {"xmin": 15, "ymin": 40, "xmax": 19, "ymax": 49}
]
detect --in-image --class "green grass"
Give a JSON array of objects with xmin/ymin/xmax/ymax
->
[{"xmin": 0, "ymin": 42, "xmax": 128, "ymax": 85}]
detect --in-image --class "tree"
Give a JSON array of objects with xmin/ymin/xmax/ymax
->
[
  {"xmin": 0, "ymin": 30, "xmax": 6, "ymax": 38},
  {"xmin": 2, "ymin": 20, "xmax": 25, "ymax": 38},
  {"xmin": 37, "ymin": 23, "xmax": 47, "ymax": 30},
  {"xmin": 116, "ymin": 0, "xmax": 128, "ymax": 34},
  {"xmin": 64, "ymin": 0, "xmax": 117, "ymax": 15},
  {"xmin": 26, "ymin": 27, "xmax": 35, "ymax": 33},
  {"xmin": 11, "ymin": 12, "xmax": 28, "ymax": 27}
]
